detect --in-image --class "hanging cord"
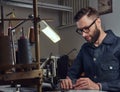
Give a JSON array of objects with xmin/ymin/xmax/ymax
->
[
  {"xmin": 67, "ymin": 48, "xmax": 77, "ymax": 56},
  {"xmin": 40, "ymin": 53, "xmax": 53, "ymax": 69}
]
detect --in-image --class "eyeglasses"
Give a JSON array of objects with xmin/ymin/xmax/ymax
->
[{"xmin": 76, "ymin": 18, "xmax": 98, "ymax": 35}]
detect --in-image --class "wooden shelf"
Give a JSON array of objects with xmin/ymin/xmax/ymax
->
[{"xmin": 3, "ymin": 0, "xmax": 72, "ymax": 12}]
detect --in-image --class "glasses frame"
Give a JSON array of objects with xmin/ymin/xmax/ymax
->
[{"xmin": 76, "ymin": 18, "xmax": 98, "ymax": 35}]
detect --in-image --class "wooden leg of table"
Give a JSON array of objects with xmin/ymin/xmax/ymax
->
[{"xmin": 37, "ymin": 78, "xmax": 42, "ymax": 92}]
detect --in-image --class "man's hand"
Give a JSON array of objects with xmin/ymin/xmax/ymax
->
[
  {"xmin": 60, "ymin": 76, "xmax": 73, "ymax": 90},
  {"xmin": 73, "ymin": 78, "xmax": 100, "ymax": 90}
]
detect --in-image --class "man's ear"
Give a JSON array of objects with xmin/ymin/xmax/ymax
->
[
  {"xmin": 96, "ymin": 18, "xmax": 102, "ymax": 27},
  {"xmin": 97, "ymin": 18, "xmax": 101, "ymax": 24}
]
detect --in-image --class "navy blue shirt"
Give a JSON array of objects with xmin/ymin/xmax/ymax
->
[{"xmin": 68, "ymin": 30, "xmax": 120, "ymax": 91}]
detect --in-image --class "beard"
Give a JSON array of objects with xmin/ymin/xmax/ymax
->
[{"xmin": 90, "ymin": 25, "xmax": 100, "ymax": 44}]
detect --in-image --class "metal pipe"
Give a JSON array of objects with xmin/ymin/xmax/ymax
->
[
  {"xmin": 0, "ymin": 18, "xmax": 33, "ymax": 21},
  {"xmin": 33, "ymin": 0, "xmax": 40, "ymax": 69},
  {"xmin": 0, "ymin": 0, "xmax": 4, "ymax": 33},
  {"xmin": 0, "ymin": 18, "xmax": 52, "ymax": 21},
  {"xmin": 33, "ymin": 1, "xmax": 42, "ymax": 91}
]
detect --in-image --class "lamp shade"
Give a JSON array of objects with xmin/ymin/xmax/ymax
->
[{"xmin": 39, "ymin": 20, "xmax": 60, "ymax": 43}]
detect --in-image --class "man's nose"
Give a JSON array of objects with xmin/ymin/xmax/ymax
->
[{"xmin": 81, "ymin": 31, "xmax": 87, "ymax": 37}]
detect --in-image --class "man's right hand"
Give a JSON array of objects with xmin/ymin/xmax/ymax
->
[{"xmin": 60, "ymin": 76, "xmax": 73, "ymax": 89}]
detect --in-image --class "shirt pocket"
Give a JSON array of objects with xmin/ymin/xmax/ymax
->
[
  {"xmin": 97, "ymin": 53, "xmax": 120, "ymax": 82},
  {"xmin": 100, "ymin": 63, "xmax": 119, "ymax": 81}
]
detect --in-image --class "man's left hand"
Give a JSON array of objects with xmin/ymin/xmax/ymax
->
[{"xmin": 73, "ymin": 78, "xmax": 100, "ymax": 90}]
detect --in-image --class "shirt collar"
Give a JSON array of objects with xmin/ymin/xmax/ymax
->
[
  {"xmin": 84, "ymin": 30, "xmax": 117, "ymax": 48},
  {"xmin": 102, "ymin": 30, "xmax": 117, "ymax": 44}
]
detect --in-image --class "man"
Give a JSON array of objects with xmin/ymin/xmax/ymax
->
[{"xmin": 60, "ymin": 7, "xmax": 120, "ymax": 92}]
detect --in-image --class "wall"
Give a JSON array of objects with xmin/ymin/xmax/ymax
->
[
  {"xmin": 89, "ymin": 0, "xmax": 120, "ymax": 36},
  {"xmin": 0, "ymin": 2, "xmax": 60, "ymax": 59},
  {"xmin": 58, "ymin": 25, "xmax": 85, "ymax": 60},
  {"xmin": 59, "ymin": 0, "xmax": 120, "ymax": 60},
  {"xmin": 2, "ymin": 0, "xmax": 120, "ymax": 60}
]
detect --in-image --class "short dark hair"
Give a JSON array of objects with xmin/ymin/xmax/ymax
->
[{"xmin": 74, "ymin": 7, "xmax": 99, "ymax": 22}]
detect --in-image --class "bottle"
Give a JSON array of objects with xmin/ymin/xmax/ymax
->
[{"xmin": 16, "ymin": 84, "xmax": 21, "ymax": 92}]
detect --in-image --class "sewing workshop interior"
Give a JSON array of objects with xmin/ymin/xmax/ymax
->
[{"xmin": 0, "ymin": 0, "xmax": 119, "ymax": 92}]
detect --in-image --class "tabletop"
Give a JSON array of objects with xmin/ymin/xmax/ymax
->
[{"xmin": 46, "ymin": 90, "xmax": 107, "ymax": 92}]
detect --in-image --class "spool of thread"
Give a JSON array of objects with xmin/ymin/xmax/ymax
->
[
  {"xmin": 16, "ymin": 50, "xmax": 20, "ymax": 64},
  {"xmin": 29, "ymin": 26, "xmax": 35, "ymax": 45},
  {"xmin": 0, "ymin": 36, "xmax": 13, "ymax": 66},
  {"xmin": 17, "ymin": 38, "xmax": 32, "ymax": 64}
]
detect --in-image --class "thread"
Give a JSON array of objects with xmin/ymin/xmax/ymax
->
[
  {"xmin": 17, "ymin": 38, "xmax": 32, "ymax": 64},
  {"xmin": 0, "ymin": 36, "xmax": 13, "ymax": 66},
  {"xmin": 29, "ymin": 26, "xmax": 35, "ymax": 45}
]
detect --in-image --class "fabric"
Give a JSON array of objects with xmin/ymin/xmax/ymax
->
[
  {"xmin": 68, "ymin": 30, "xmax": 120, "ymax": 92},
  {"xmin": 57, "ymin": 55, "xmax": 69, "ymax": 79}
]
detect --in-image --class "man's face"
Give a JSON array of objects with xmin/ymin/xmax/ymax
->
[{"xmin": 76, "ymin": 16, "xmax": 100, "ymax": 43}]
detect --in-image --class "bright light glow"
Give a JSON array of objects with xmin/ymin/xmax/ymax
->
[{"xmin": 39, "ymin": 20, "xmax": 61, "ymax": 43}]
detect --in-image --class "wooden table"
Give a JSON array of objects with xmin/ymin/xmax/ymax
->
[
  {"xmin": 46, "ymin": 90, "xmax": 107, "ymax": 92},
  {"xmin": 0, "ymin": 64, "xmax": 43, "ymax": 92}
]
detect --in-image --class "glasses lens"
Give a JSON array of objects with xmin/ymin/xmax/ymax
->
[
  {"xmin": 76, "ymin": 18, "xmax": 98, "ymax": 35},
  {"xmin": 76, "ymin": 19, "xmax": 97, "ymax": 35},
  {"xmin": 76, "ymin": 29, "xmax": 83, "ymax": 35}
]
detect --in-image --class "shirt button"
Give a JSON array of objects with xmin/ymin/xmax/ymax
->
[
  {"xmin": 94, "ymin": 75, "xmax": 97, "ymax": 78},
  {"xmin": 93, "ymin": 57, "xmax": 96, "ymax": 61},
  {"xmin": 109, "ymin": 66, "xmax": 113, "ymax": 70}
]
